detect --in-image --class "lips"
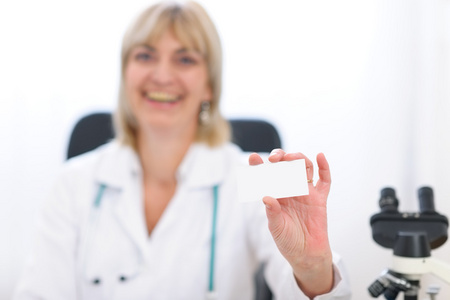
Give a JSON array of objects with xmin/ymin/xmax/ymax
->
[{"xmin": 145, "ymin": 91, "xmax": 180, "ymax": 103}]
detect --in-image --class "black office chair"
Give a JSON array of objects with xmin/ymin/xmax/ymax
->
[{"xmin": 66, "ymin": 112, "xmax": 281, "ymax": 300}]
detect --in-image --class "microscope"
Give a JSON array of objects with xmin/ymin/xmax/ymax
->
[{"xmin": 368, "ymin": 187, "xmax": 450, "ymax": 300}]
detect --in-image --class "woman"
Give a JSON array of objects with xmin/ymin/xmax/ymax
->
[{"xmin": 14, "ymin": 1, "xmax": 350, "ymax": 299}]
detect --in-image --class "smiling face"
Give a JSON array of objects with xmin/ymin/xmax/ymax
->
[
  {"xmin": 115, "ymin": 1, "xmax": 230, "ymax": 148},
  {"xmin": 124, "ymin": 30, "xmax": 212, "ymax": 139}
]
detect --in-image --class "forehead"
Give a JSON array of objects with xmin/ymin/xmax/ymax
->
[
  {"xmin": 144, "ymin": 30, "xmax": 190, "ymax": 51},
  {"xmin": 144, "ymin": 23, "xmax": 205, "ymax": 55}
]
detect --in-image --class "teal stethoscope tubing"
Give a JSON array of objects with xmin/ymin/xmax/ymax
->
[
  {"xmin": 90, "ymin": 183, "xmax": 219, "ymax": 296},
  {"xmin": 209, "ymin": 185, "xmax": 219, "ymax": 293}
]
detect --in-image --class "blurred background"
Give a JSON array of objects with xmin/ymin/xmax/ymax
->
[{"xmin": 1, "ymin": 0, "xmax": 450, "ymax": 298}]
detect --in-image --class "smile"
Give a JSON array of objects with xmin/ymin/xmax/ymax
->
[{"xmin": 146, "ymin": 92, "xmax": 180, "ymax": 103}]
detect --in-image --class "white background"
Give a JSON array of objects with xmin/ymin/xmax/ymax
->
[{"xmin": 1, "ymin": 0, "xmax": 450, "ymax": 299}]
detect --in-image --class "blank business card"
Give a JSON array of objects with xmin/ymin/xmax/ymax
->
[{"xmin": 236, "ymin": 159, "xmax": 309, "ymax": 203}]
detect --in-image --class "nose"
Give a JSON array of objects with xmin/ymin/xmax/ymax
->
[{"xmin": 150, "ymin": 59, "xmax": 175, "ymax": 86}]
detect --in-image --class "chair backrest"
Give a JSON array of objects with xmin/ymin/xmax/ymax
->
[
  {"xmin": 67, "ymin": 112, "xmax": 282, "ymax": 159},
  {"xmin": 67, "ymin": 113, "xmax": 115, "ymax": 159}
]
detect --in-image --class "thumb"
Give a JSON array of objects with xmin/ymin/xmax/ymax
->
[{"xmin": 262, "ymin": 196, "xmax": 285, "ymax": 237}]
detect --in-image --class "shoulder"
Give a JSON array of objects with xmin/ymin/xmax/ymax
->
[
  {"xmin": 176, "ymin": 142, "xmax": 246, "ymax": 188},
  {"xmin": 64, "ymin": 140, "xmax": 127, "ymax": 167},
  {"xmin": 208, "ymin": 142, "xmax": 249, "ymax": 164},
  {"xmin": 215, "ymin": 142, "xmax": 247, "ymax": 163},
  {"xmin": 58, "ymin": 140, "xmax": 139, "ymax": 187},
  {"xmin": 47, "ymin": 140, "xmax": 138, "ymax": 211},
  {"xmin": 198, "ymin": 141, "xmax": 249, "ymax": 172}
]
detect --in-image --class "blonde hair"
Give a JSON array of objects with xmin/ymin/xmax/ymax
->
[{"xmin": 114, "ymin": 1, "xmax": 230, "ymax": 148}]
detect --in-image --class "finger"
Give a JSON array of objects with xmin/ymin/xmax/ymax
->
[
  {"xmin": 305, "ymin": 156, "xmax": 315, "ymax": 184},
  {"xmin": 268, "ymin": 148, "xmax": 285, "ymax": 163},
  {"xmin": 269, "ymin": 149, "xmax": 305, "ymax": 162},
  {"xmin": 281, "ymin": 152, "xmax": 304, "ymax": 161},
  {"xmin": 249, "ymin": 152, "xmax": 264, "ymax": 166},
  {"xmin": 262, "ymin": 196, "xmax": 284, "ymax": 236},
  {"xmin": 316, "ymin": 152, "xmax": 331, "ymax": 189}
]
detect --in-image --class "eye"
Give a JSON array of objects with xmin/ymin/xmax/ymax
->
[
  {"xmin": 135, "ymin": 52, "xmax": 152, "ymax": 61},
  {"xmin": 131, "ymin": 46, "xmax": 155, "ymax": 63},
  {"xmin": 177, "ymin": 55, "xmax": 197, "ymax": 65}
]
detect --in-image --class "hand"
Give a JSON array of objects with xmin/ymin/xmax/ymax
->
[{"xmin": 249, "ymin": 149, "xmax": 334, "ymax": 298}]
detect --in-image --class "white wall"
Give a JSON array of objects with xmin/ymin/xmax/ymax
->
[{"xmin": 1, "ymin": 0, "xmax": 450, "ymax": 299}]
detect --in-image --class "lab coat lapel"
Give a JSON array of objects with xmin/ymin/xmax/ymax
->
[
  {"xmin": 95, "ymin": 142, "xmax": 149, "ymax": 263},
  {"xmin": 112, "ymin": 176, "xmax": 149, "ymax": 263}
]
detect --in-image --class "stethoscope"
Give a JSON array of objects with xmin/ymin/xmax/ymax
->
[{"xmin": 80, "ymin": 183, "xmax": 220, "ymax": 300}]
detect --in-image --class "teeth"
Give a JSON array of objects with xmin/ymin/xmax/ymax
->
[{"xmin": 147, "ymin": 92, "xmax": 178, "ymax": 102}]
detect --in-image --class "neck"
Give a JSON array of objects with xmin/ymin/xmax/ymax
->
[{"xmin": 136, "ymin": 125, "xmax": 196, "ymax": 184}]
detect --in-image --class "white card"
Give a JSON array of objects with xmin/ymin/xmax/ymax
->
[{"xmin": 236, "ymin": 159, "xmax": 309, "ymax": 203}]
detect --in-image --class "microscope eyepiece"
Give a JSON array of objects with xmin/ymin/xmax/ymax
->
[
  {"xmin": 379, "ymin": 187, "xmax": 399, "ymax": 213},
  {"xmin": 418, "ymin": 186, "xmax": 435, "ymax": 214}
]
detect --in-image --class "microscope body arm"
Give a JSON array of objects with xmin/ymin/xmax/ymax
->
[{"xmin": 393, "ymin": 255, "xmax": 450, "ymax": 284}]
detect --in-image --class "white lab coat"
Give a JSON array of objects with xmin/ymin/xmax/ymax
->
[{"xmin": 14, "ymin": 141, "xmax": 351, "ymax": 300}]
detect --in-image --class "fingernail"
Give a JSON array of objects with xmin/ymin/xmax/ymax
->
[{"xmin": 263, "ymin": 199, "xmax": 272, "ymax": 210}]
